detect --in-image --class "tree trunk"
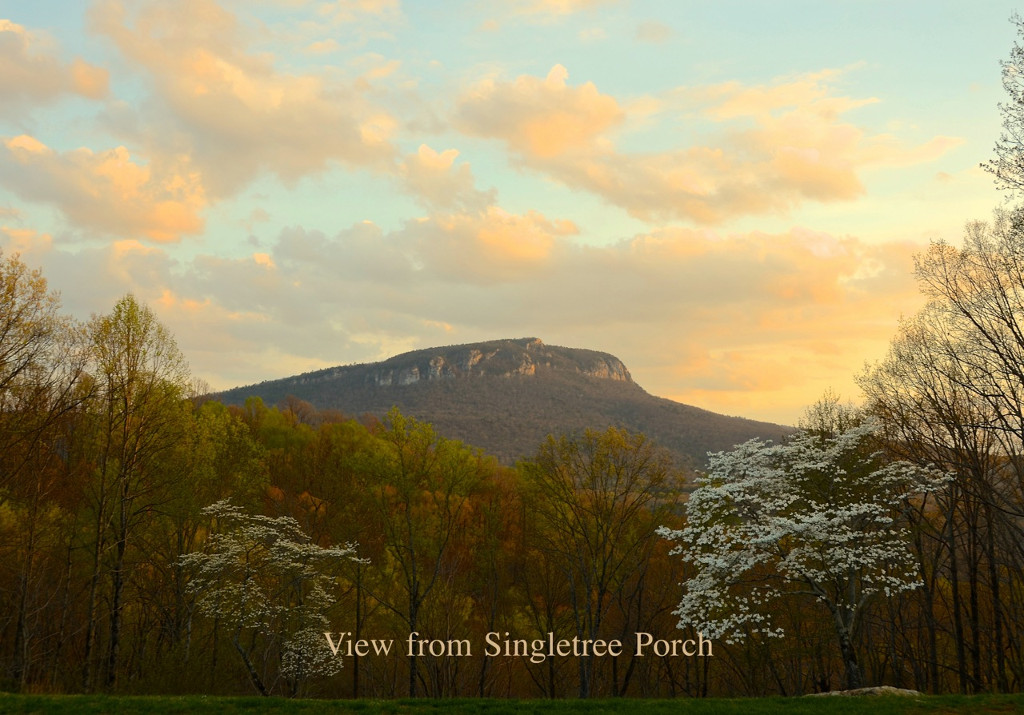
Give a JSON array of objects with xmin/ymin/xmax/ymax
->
[
  {"xmin": 105, "ymin": 483, "xmax": 130, "ymax": 690},
  {"xmin": 82, "ymin": 495, "xmax": 107, "ymax": 692},
  {"xmin": 947, "ymin": 494, "xmax": 969, "ymax": 693},
  {"xmin": 233, "ymin": 627, "xmax": 268, "ymax": 696},
  {"xmin": 836, "ymin": 625, "xmax": 863, "ymax": 690},
  {"xmin": 828, "ymin": 601, "xmax": 862, "ymax": 690},
  {"xmin": 985, "ymin": 502, "xmax": 1008, "ymax": 691},
  {"xmin": 105, "ymin": 535, "xmax": 126, "ymax": 689}
]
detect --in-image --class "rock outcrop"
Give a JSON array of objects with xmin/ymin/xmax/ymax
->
[{"xmin": 366, "ymin": 338, "xmax": 632, "ymax": 387}]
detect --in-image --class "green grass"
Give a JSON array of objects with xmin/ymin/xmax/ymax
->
[{"xmin": 2, "ymin": 694, "xmax": 1024, "ymax": 714}]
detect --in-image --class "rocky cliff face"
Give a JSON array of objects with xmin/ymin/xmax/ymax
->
[{"xmin": 367, "ymin": 338, "xmax": 632, "ymax": 388}]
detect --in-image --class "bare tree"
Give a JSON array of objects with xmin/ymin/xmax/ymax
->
[{"xmin": 984, "ymin": 15, "xmax": 1024, "ymax": 196}]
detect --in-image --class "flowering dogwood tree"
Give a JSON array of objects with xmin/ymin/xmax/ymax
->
[
  {"xmin": 659, "ymin": 420, "xmax": 947, "ymax": 691},
  {"xmin": 180, "ymin": 500, "xmax": 361, "ymax": 696}
]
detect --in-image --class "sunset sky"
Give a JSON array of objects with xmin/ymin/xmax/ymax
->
[{"xmin": 0, "ymin": 0, "xmax": 1017, "ymax": 424}]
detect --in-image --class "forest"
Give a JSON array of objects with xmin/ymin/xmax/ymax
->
[{"xmin": 4, "ymin": 209, "xmax": 1024, "ymax": 700}]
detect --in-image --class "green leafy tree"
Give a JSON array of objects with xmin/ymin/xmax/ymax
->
[
  {"xmin": 82, "ymin": 294, "xmax": 192, "ymax": 689},
  {"xmin": 362, "ymin": 408, "xmax": 490, "ymax": 697}
]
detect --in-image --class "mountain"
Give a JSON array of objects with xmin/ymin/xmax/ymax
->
[{"xmin": 215, "ymin": 337, "xmax": 792, "ymax": 468}]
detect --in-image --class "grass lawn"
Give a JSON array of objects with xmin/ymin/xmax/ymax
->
[{"xmin": 2, "ymin": 694, "xmax": 1024, "ymax": 714}]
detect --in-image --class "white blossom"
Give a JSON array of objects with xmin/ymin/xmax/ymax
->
[
  {"xmin": 179, "ymin": 500, "xmax": 363, "ymax": 694},
  {"xmin": 660, "ymin": 420, "xmax": 949, "ymax": 644}
]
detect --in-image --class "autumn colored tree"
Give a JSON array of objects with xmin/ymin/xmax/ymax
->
[{"xmin": 522, "ymin": 427, "xmax": 680, "ymax": 698}]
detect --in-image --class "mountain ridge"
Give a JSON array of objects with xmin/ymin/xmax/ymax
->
[{"xmin": 216, "ymin": 337, "xmax": 792, "ymax": 468}]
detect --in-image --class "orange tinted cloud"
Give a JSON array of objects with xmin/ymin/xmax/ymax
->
[
  {"xmin": 458, "ymin": 65, "xmax": 623, "ymax": 158},
  {"xmin": 89, "ymin": 0, "xmax": 398, "ymax": 196},
  {"xmin": 0, "ymin": 226, "xmax": 52, "ymax": 256},
  {"xmin": 0, "ymin": 135, "xmax": 205, "ymax": 241},
  {"xmin": 456, "ymin": 67, "xmax": 962, "ymax": 224},
  {"xmin": 398, "ymin": 144, "xmax": 495, "ymax": 211},
  {"xmin": 0, "ymin": 19, "xmax": 109, "ymax": 117},
  {"xmin": 592, "ymin": 227, "xmax": 923, "ymax": 419},
  {"xmin": 406, "ymin": 206, "xmax": 578, "ymax": 282}
]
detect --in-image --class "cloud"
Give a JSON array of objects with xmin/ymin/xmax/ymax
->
[
  {"xmin": 0, "ymin": 19, "xmax": 109, "ymax": 117},
  {"xmin": 403, "ymin": 207, "xmax": 578, "ymax": 282},
  {"xmin": 456, "ymin": 66, "xmax": 963, "ymax": 224},
  {"xmin": 89, "ymin": 0, "xmax": 398, "ymax": 197},
  {"xmin": 304, "ymin": 38, "xmax": 341, "ymax": 55},
  {"xmin": 0, "ymin": 226, "xmax": 52, "ymax": 256},
  {"xmin": 398, "ymin": 144, "xmax": 495, "ymax": 211},
  {"xmin": 635, "ymin": 21, "xmax": 671, "ymax": 44},
  {"xmin": 270, "ymin": 205, "xmax": 578, "ymax": 286},
  {"xmin": 457, "ymin": 64, "xmax": 623, "ymax": 158},
  {"xmin": 0, "ymin": 134, "xmax": 205, "ymax": 241}
]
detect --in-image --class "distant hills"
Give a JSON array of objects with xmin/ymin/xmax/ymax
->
[{"xmin": 215, "ymin": 337, "xmax": 792, "ymax": 468}]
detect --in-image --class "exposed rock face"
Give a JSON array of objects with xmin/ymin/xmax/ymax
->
[{"xmin": 367, "ymin": 338, "xmax": 632, "ymax": 388}]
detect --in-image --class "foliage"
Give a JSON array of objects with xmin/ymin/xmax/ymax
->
[{"xmin": 359, "ymin": 408, "xmax": 491, "ymax": 697}]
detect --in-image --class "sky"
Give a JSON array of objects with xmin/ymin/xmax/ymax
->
[{"xmin": 0, "ymin": 0, "xmax": 1018, "ymax": 425}]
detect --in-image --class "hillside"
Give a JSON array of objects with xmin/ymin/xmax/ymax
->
[{"xmin": 216, "ymin": 337, "xmax": 792, "ymax": 468}]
